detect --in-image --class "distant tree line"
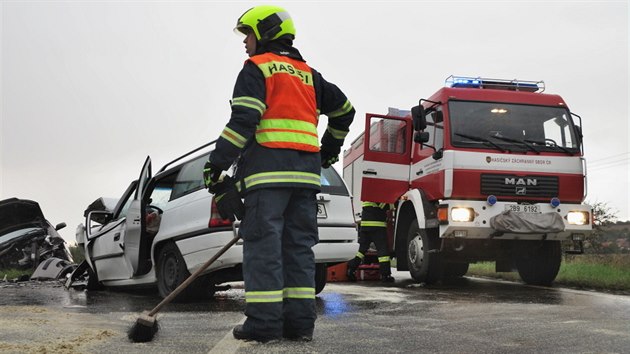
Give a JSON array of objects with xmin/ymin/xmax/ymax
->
[{"xmin": 586, "ymin": 202, "xmax": 629, "ymax": 254}]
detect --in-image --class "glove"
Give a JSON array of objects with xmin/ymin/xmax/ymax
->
[
  {"xmin": 320, "ymin": 146, "xmax": 340, "ymax": 168},
  {"xmin": 203, "ymin": 161, "xmax": 223, "ymax": 193},
  {"xmin": 213, "ymin": 176, "xmax": 245, "ymax": 221}
]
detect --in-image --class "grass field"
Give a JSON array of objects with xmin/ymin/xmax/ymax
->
[
  {"xmin": 0, "ymin": 268, "xmax": 33, "ymax": 280},
  {"xmin": 468, "ymin": 254, "xmax": 630, "ymax": 292}
]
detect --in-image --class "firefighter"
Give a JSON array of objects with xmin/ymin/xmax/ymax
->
[
  {"xmin": 203, "ymin": 5, "xmax": 354, "ymax": 343},
  {"xmin": 347, "ymin": 201, "xmax": 395, "ymax": 283}
]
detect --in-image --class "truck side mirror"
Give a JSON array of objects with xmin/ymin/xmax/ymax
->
[
  {"xmin": 414, "ymin": 131, "xmax": 430, "ymax": 144},
  {"xmin": 411, "ymin": 105, "xmax": 427, "ymax": 131},
  {"xmin": 55, "ymin": 222, "xmax": 67, "ymax": 231}
]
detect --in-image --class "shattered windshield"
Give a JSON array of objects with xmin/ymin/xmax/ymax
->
[
  {"xmin": 448, "ymin": 101, "xmax": 579, "ymax": 153},
  {"xmin": 0, "ymin": 227, "xmax": 42, "ymax": 245}
]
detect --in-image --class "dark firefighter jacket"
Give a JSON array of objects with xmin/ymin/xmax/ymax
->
[
  {"xmin": 209, "ymin": 41, "xmax": 355, "ymax": 193},
  {"xmin": 360, "ymin": 202, "xmax": 393, "ymax": 229}
]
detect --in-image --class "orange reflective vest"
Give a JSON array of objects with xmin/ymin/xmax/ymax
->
[{"xmin": 248, "ymin": 53, "xmax": 319, "ymax": 152}]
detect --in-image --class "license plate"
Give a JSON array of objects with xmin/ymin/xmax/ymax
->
[
  {"xmin": 317, "ymin": 203, "xmax": 327, "ymax": 218},
  {"xmin": 505, "ymin": 204, "xmax": 541, "ymax": 213}
]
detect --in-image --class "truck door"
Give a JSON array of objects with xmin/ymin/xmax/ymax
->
[
  {"xmin": 124, "ymin": 156, "xmax": 151, "ymax": 275},
  {"xmin": 360, "ymin": 114, "xmax": 412, "ymax": 203}
]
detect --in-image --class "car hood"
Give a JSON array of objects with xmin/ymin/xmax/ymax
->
[{"xmin": 0, "ymin": 198, "xmax": 47, "ymax": 238}]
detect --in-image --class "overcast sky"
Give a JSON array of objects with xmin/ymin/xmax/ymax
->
[{"xmin": 1, "ymin": 0, "xmax": 628, "ymax": 244}]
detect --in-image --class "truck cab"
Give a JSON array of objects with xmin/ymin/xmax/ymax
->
[{"xmin": 343, "ymin": 76, "xmax": 592, "ymax": 285}]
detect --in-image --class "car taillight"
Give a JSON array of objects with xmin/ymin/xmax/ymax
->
[{"xmin": 209, "ymin": 198, "xmax": 233, "ymax": 228}]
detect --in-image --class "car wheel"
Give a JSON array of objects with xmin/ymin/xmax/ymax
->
[
  {"xmin": 156, "ymin": 242, "xmax": 196, "ymax": 301},
  {"xmin": 516, "ymin": 241, "xmax": 562, "ymax": 286},
  {"xmin": 407, "ymin": 219, "xmax": 442, "ymax": 284},
  {"xmin": 315, "ymin": 263, "xmax": 327, "ymax": 294}
]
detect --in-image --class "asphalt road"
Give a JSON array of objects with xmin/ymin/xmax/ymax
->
[{"xmin": 1, "ymin": 271, "xmax": 629, "ymax": 353}]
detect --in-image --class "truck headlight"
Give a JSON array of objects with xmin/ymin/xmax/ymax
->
[
  {"xmin": 567, "ymin": 211, "xmax": 589, "ymax": 225},
  {"xmin": 451, "ymin": 207, "xmax": 475, "ymax": 222}
]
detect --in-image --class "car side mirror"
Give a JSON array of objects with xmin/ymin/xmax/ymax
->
[
  {"xmin": 411, "ymin": 105, "xmax": 427, "ymax": 131},
  {"xmin": 414, "ymin": 131, "xmax": 430, "ymax": 144},
  {"xmin": 55, "ymin": 222, "xmax": 67, "ymax": 231}
]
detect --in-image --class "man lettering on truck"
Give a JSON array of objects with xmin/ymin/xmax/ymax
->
[
  {"xmin": 203, "ymin": 5, "xmax": 354, "ymax": 343},
  {"xmin": 347, "ymin": 201, "xmax": 395, "ymax": 283}
]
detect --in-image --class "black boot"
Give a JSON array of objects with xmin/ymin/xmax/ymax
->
[
  {"xmin": 346, "ymin": 266, "xmax": 357, "ymax": 282},
  {"xmin": 232, "ymin": 325, "xmax": 281, "ymax": 343},
  {"xmin": 381, "ymin": 274, "xmax": 395, "ymax": 283},
  {"xmin": 346, "ymin": 258, "xmax": 359, "ymax": 282}
]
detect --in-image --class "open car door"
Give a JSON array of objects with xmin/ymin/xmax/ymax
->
[
  {"xmin": 360, "ymin": 114, "xmax": 412, "ymax": 204},
  {"xmin": 124, "ymin": 156, "xmax": 151, "ymax": 275}
]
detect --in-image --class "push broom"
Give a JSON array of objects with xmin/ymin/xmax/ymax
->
[{"xmin": 128, "ymin": 231, "xmax": 240, "ymax": 343}]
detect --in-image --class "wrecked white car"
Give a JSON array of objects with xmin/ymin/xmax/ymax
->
[
  {"xmin": 70, "ymin": 143, "xmax": 357, "ymax": 300},
  {"xmin": 0, "ymin": 198, "xmax": 73, "ymax": 272}
]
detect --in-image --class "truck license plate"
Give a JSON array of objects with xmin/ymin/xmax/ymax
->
[
  {"xmin": 317, "ymin": 203, "xmax": 327, "ymax": 218},
  {"xmin": 505, "ymin": 204, "xmax": 541, "ymax": 213}
]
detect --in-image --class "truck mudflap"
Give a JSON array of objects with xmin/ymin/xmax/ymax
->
[{"xmin": 490, "ymin": 210, "xmax": 565, "ymax": 234}]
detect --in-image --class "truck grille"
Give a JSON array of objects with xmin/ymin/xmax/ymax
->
[{"xmin": 481, "ymin": 174, "xmax": 558, "ymax": 197}]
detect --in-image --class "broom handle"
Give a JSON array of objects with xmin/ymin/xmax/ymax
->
[{"xmin": 148, "ymin": 228, "xmax": 240, "ymax": 317}]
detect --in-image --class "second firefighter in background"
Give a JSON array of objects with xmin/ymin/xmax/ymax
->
[{"xmin": 347, "ymin": 201, "xmax": 395, "ymax": 283}]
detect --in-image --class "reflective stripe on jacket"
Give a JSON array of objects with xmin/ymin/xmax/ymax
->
[
  {"xmin": 360, "ymin": 201, "xmax": 393, "ymax": 228},
  {"xmin": 248, "ymin": 53, "xmax": 319, "ymax": 152}
]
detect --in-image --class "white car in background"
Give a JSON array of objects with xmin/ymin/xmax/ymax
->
[{"xmin": 73, "ymin": 143, "xmax": 357, "ymax": 300}]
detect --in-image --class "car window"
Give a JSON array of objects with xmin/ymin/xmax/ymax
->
[
  {"xmin": 170, "ymin": 153, "xmax": 210, "ymax": 201},
  {"xmin": 150, "ymin": 187, "xmax": 172, "ymax": 209},
  {"xmin": 0, "ymin": 227, "xmax": 40, "ymax": 244},
  {"xmin": 321, "ymin": 167, "xmax": 348, "ymax": 196},
  {"xmin": 114, "ymin": 186, "xmax": 136, "ymax": 221}
]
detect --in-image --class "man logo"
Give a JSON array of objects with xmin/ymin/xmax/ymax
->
[
  {"xmin": 486, "ymin": 156, "xmax": 491, "ymax": 163},
  {"xmin": 516, "ymin": 187, "xmax": 527, "ymax": 195},
  {"xmin": 505, "ymin": 177, "xmax": 538, "ymax": 186}
]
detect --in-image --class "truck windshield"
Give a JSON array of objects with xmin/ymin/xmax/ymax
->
[{"xmin": 448, "ymin": 101, "xmax": 579, "ymax": 153}]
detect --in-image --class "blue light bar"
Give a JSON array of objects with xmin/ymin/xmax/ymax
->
[
  {"xmin": 451, "ymin": 78, "xmax": 482, "ymax": 89},
  {"xmin": 445, "ymin": 75, "xmax": 545, "ymax": 92}
]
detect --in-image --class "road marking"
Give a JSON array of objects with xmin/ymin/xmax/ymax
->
[{"xmin": 207, "ymin": 316, "xmax": 246, "ymax": 354}]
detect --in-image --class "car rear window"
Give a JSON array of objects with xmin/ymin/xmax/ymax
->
[
  {"xmin": 321, "ymin": 167, "xmax": 349, "ymax": 196},
  {"xmin": 170, "ymin": 154, "xmax": 209, "ymax": 200},
  {"xmin": 169, "ymin": 154, "xmax": 348, "ymax": 199}
]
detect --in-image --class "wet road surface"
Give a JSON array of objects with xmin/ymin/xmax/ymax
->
[{"xmin": 1, "ymin": 270, "xmax": 629, "ymax": 353}]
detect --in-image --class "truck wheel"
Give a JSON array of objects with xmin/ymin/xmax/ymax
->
[
  {"xmin": 444, "ymin": 262, "xmax": 469, "ymax": 278},
  {"xmin": 407, "ymin": 220, "xmax": 442, "ymax": 284},
  {"xmin": 515, "ymin": 241, "xmax": 562, "ymax": 286},
  {"xmin": 315, "ymin": 263, "xmax": 327, "ymax": 295},
  {"xmin": 156, "ymin": 242, "xmax": 198, "ymax": 301}
]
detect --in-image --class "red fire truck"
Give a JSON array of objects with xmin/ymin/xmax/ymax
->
[{"xmin": 343, "ymin": 76, "xmax": 592, "ymax": 285}]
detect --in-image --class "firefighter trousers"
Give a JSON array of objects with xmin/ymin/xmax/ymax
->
[
  {"xmin": 348, "ymin": 226, "xmax": 391, "ymax": 276},
  {"xmin": 238, "ymin": 187, "xmax": 318, "ymax": 338}
]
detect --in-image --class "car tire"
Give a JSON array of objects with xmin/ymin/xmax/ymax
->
[
  {"xmin": 156, "ymin": 242, "xmax": 197, "ymax": 301},
  {"xmin": 315, "ymin": 263, "xmax": 327, "ymax": 294},
  {"xmin": 407, "ymin": 219, "xmax": 442, "ymax": 284},
  {"xmin": 516, "ymin": 241, "xmax": 562, "ymax": 286}
]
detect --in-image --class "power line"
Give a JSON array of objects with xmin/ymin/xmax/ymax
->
[
  {"xmin": 588, "ymin": 159, "xmax": 630, "ymax": 172},
  {"xmin": 588, "ymin": 152, "xmax": 630, "ymax": 165}
]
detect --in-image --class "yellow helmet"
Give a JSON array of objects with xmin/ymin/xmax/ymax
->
[{"xmin": 235, "ymin": 5, "xmax": 295, "ymax": 43}]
